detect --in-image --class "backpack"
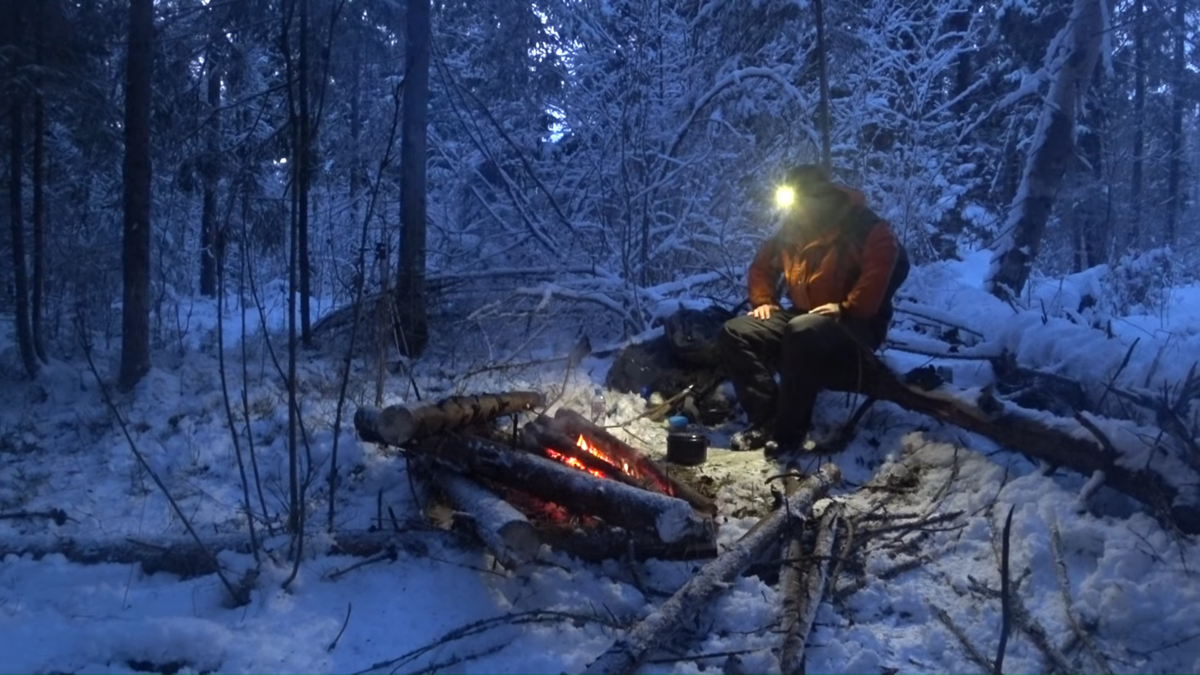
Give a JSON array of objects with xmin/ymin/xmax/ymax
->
[{"xmin": 845, "ymin": 206, "xmax": 909, "ymax": 311}]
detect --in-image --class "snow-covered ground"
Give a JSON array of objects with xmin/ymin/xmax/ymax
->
[{"xmin": 1, "ymin": 252, "xmax": 1198, "ymax": 674}]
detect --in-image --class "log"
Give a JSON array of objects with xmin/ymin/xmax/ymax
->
[
  {"xmin": 0, "ymin": 530, "xmax": 444, "ymax": 579},
  {"xmin": 430, "ymin": 470, "xmax": 540, "ymax": 568},
  {"xmin": 853, "ymin": 349, "xmax": 1200, "ymax": 534},
  {"xmin": 523, "ymin": 419, "xmax": 648, "ymax": 490},
  {"xmin": 354, "ymin": 391, "xmax": 544, "ymax": 447},
  {"xmin": 538, "ymin": 523, "xmax": 717, "ymax": 563},
  {"xmin": 779, "ymin": 503, "xmax": 842, "ymax": 674},
  {"xmin": 413, "ymin": 434, "xmax": 713, "ymax": 545},
  {"xmin": 581, "ymin": 463, "xmax": 842, "ymax": 675},
  {"xmin": 551, "ymin": 408, "xmax": 717, "ymax": 515}
]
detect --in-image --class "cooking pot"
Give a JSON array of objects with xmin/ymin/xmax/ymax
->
[{"xmin": 666, "ymin": 430, "xmax": 708, "ymax": 466}]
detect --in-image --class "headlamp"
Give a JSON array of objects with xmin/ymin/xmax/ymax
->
[{"xmin": 775, "ymin": 185, "xmax": 796, "ymax": 209}]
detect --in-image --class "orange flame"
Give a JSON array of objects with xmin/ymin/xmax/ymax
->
[
  {"xmin": 576, "ymin": 435, "xmax": 632, "ymax": 476},
  {"xmin": 546, "ymin": 449, "xmax": 606, "ymax": 479}
]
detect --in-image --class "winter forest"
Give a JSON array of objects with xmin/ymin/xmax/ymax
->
[{"xmin": 2, "ymin": 0, "xmax": 1200, "ymax": 672}]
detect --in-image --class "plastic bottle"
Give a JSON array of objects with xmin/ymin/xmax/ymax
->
[{"xmin": 590, "ymin": 387, "xmax": 607, "ymax": 423}]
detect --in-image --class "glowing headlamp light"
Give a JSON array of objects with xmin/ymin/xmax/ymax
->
[{"xmin": 775, "ymin": 185, "xmax": 796, "ymax": 209}]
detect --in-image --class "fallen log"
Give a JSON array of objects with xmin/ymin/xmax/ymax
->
[
  {"xmin": 0, "ymin": 529, "xmax": 445, "ymax": 579},
  {"xmin": 430, "ymin": 470, "xmax": 540, "ymax": 568},
  {"xmin": 581, "ymin": 463, "xmax": 842, "ymax": 675},
  {"xmin": 354, "ymin": 391, "xmax": 544, "ymax": 447},
  {"xmin": 538, "ymin": 523, "xmax": 717, "ymax": 563},
  {"xmin": 412, "ymin": 433, "xmax": 713, "ymax": 545},
  {"xmin": 779, "ymin": 502, "xmax": 842, "ymax": 674},
  {"xmin": 853, "ymin": 349, "xmax": 1200, "ymax": 534},
  {"xmin": 551, "ymin": 408, "xmax": 717, "ymax": 515}
]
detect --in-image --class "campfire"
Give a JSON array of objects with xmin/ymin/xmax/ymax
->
[{"xmin": 353, "ymin": 392, "xmax": 714, "ymax": 566}]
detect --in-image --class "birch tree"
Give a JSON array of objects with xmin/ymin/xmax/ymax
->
[{"xmin": 986, "ymin": 0, "xmax": 1105, "ymax": 300}]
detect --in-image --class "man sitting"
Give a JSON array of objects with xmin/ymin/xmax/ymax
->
[{"xmin": 720, "ymin": 165, "xmax": 903, "ymax": 457}]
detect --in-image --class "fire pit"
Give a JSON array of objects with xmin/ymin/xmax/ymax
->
[{"xmin": 354, "ymin": 393, "xmax": 718, "ymax": 566}]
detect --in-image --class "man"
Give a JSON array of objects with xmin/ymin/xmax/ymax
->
[{"xmin": 720, "ymin": 165, "xmax": 902, "ymax": 456}]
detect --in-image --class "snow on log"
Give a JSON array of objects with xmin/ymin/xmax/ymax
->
[
  {"xmin": 415, "ymin": 434, "xmax": 713, "ymax": 545},
  {"xmin": 551, "ymin": 408, "xmax": 717, "ymax": 515},
  {"xmin": 353, "ymin": 391, "xmax": 544, "ymax": 447},
  {"xmin": 779, "ymin": 502, "xmax": 842, "ymax": 674},
  {"xmin": 430, "ymin": 470, "xmax": 540, "ymax": 568},
  {"xmin": 581, "ymin": 463, "xmax": 843, "ymax": 675}
]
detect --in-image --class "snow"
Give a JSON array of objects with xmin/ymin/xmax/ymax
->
[{"xmin": 2, "ymin": 251, "xmax": 1200, "ymax": 674}]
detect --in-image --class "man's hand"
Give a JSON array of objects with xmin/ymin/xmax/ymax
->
[
  {"xmin": 810, "ymin": 302, "xmax": 843, "ymax": 318},
  {"xmin": 749, "ymin": 304, "xmax": 780, "ymax": 320}
]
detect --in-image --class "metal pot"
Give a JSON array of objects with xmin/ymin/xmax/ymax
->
[{"xmin": 666, "ymin": 430, "xmax": 708, "ymax": 466}]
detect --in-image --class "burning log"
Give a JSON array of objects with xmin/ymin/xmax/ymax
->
[
  {"xmin": 581, "ymin": 463, "xmax": 842, "ymax": 675},
  {"xmin": 779, "ymin": 502, "xmax": 843, "ymax": 674},
  {"xmin": 551, "ymin": 408, "xmax": 717, "ymax": 515},
  {"xmin": 522, "ymin": 420, "xmax": 646, "ymax": 490},
  {"xmin": 430, "ymin": 470, "xmax": 540, "ymax": 568},
  {"xmin": 852, "ymin": 350, "xmax": 1200, "ymax": 534},
  {"xmin": 412, "ymin": 434, "xmax": 713, "ymax": 545},
  {"xmin": 353, "ymin": 391, "xmax": 543, "ymax": 447}
]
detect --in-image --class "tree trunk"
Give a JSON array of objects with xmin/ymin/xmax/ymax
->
[
  {"xmin": 349, "ymin": 35, "xmax": 364, "ymax": 228},
  {"xmin": 297, "ymin": 0, "xmax": 313, "ymax": 345},
  {"xmin": 1130, "ymin": 0, "xmax": 1144, "ymax": 249},
  {"xmin": 1165, "ymin": 0, "xmax": 1184, "ymax": 245},
  {"xmin": 394, "ymin": 0, "xmax": 431, "ymax": 357},
  {"xmin": 814, "ymin": 0, "xmax": 831, "ymax": 170},
  {"xmin": 986, "ymin": 0, "xmax": 1103, "ymax": 300},
  {"xmin": 119, "ymin": 0, "xmax": 154, "ymax": 392},
  {"xmin": 199, "ymin": 56, "xmax": 221, "ymax": 298},
  {"xmin": 31, "ymin": 0, "xmax": 47, "ymax": 364},
  {"xmin": 8, "ymin": 100, "xmax": 38, "ymax": 379}
]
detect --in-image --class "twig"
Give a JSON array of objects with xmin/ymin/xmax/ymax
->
[
  {"xmin": 1072, "ymin": 412, "xmax": 1119, "ymax": 458},
  {"xmin": 76, "ymin": 318, "xmax": 248, "ymax": 607},
  {"xmin": 325, "ymin": 550, "xmax": 397, "ymax": 581},
  {"xmin": 0, "ymin": 508, "xmax": 68, "ymax": 525},
  {"xmin": 327, "ymin": 602, "xmax": 353, "ymax": 652},
  {"xmin": 1050, "ymin": 525, "xmax": 1113, "ymax": 675},
  {"xmin": 1097, "ymin": 338, "xmax": 1138, "ymax": 409},
  {"xmin": 352, "ymin": 610, "xmax": 618, "ymax": 675},
  {"xmin": 994, "ymin": 505, "xmax": 1014, "ymax": 675},
  {"xmin": 933, "ymin": 604, "xmax": 993, "ymax": 673}
]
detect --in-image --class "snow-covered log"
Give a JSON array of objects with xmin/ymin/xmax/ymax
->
[
  {"xmin": 430, "ymin": 470, "xmax": 540, "ymax": 568},
  {"xmin": 581, "ymin": 464, "xmax": 843, "ymax": 675},
  {"xmin": 354, "ymin": 391, "xmax": 543, "ymax": 447},
  {"xmin": 551, "ymin": 408, "xmax": 717, "ymax": 515},
  {"xmin": 413, "ymin": 434, "xmax": 713, "ymax": 545},
  {"xmin": 854, "ymin": 349, "xmax": 1200, "ymax": 533},
  {"xmin": 779, "ymin": 503, "xmax": 842, "ymax": 674}
]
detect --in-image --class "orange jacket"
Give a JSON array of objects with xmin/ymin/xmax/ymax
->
[{"xmin": 747, "ymin": 187, "xmax": 899, "ymax": 320}]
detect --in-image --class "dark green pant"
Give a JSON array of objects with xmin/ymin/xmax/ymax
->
[{"xmin": 718, "ymin": 310, "xmax": 876, "ymax": 443}]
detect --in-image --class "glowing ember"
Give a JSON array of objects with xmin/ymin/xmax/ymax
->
[{"xmin": 576, "ymin": 434, "xmax": 633, "ymax": 476}]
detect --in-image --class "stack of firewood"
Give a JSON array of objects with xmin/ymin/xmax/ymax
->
[{"xmin": 353, "ymin": 393, "xmax": 719, "ymax": 566}]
